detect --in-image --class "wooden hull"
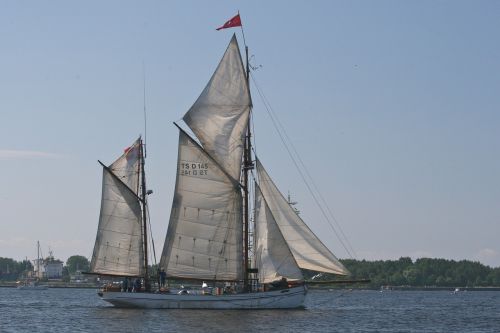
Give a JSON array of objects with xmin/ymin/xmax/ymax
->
[{"xmin": 100, "ymin": 285, "xmax": 307, "ymax": 309}]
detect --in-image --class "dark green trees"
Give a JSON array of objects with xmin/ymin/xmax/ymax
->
[
  {"xmin": 0, "ymin": 257, "xmax": 33, "ymax": 280},
  {"xmin": 340, "ymin": 257, "xmax": 500, "ymax": 287},
  {"xmin": 65, "ymin": 255, "xmax": 90, "ymax": 274}
]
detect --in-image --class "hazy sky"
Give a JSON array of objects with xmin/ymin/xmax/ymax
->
[{"xmin": 1, "ymin": 1, "xmax": 499, "ymax": 268}]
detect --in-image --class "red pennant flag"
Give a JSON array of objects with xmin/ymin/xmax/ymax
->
[{"xmin": 216, "ymin": 14, "xmax": 242, "ymax": 31}]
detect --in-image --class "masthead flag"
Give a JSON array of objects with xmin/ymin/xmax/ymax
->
[{"xmin": 216, "ymin": 14, "xmax": 242, "ymax": 31}]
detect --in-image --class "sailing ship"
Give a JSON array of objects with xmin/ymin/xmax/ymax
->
[
  {"xmin": 17, "ymin": 241, "xmax": 48, "ymax": 290},
  {"xmin": 89, "ymin": 34, "xmax": 350, "ymax": 308}
]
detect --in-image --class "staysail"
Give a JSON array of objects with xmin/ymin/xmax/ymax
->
[
  {"xmin": 255, "ymin": 184, "xmax": 303, "ymax": 283},
  {"xmin": 90, "ymin": 139, "xmax": 145, "ymax": 276},
  {"xmin": 159, "ymin": 131, "xmax": 244, "ymax": 281},
  {"xmin": 256, "ymin": 159, "xmax": 350, "ymax": 276},
  {"xmin": 183, "ymin": 34, "xmax": 251, "ymax": 181}
]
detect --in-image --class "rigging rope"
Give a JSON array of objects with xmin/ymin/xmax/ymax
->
[{"xmin": 250, "ymin": 72, "xmax": 357, "ymax": 260}]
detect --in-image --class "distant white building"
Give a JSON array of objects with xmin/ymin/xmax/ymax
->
[
  {"xmin": 33, "ymin": 258, "xmax": 45, "ymax": 279},
  {"xmin": 33, "ymin": 256, "xmax": 63, "ymax": 280},
  {"xmin": 44, "ymin": 259, "xmax": 63, "ymax": 280}
]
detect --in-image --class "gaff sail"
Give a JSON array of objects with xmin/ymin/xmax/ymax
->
[
  {"xmin": 90, "ymin": 139, "xmax": 144, "ymax": 276},
  {"xmin": 159, "ymin": 131, "xmax": 244, "ymax": 281}
]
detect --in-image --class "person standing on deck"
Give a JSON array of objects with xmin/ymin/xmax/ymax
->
[
  {"xmin": 159, "ymin": 269, "xmax": 166, "ymax": 288},
  {"xmin": 122, "ymin": 277, "xmax": 129, "ymax": 292},
  {"xmin": 133, "ymin": 278, "xmax": 141, "ymax": 292}
]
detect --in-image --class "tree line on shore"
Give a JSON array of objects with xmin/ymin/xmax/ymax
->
[
  {"xmin": 0, "ymin": 255, "xmax": 90, "ymax": 282},
  {"xmin": 2, "ymin": 255, "xmax": 500, "ymax": 287},
  {"xmin": 330, "ymin": 257, "xmax": 500, "ymax": 287}
]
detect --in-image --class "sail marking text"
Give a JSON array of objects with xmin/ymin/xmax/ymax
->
[{"xmin": 180, "ymin": 162, "xmax": 209, "ymax": 177}]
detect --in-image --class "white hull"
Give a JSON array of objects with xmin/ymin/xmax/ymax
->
[{"xmin": 100, "ymin": 285, "xmax": 307, "ymax": 309}]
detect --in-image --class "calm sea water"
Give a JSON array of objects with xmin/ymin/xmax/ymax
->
[{"xmin": 0, "ymin": 287, "xmax": 499, "ymax": 332}]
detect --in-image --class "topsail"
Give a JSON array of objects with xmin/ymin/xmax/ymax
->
[{"xmin": 183, "ymin": 34, "xmax": 251, "ymax": 181}]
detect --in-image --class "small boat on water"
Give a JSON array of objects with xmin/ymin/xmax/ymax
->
[
  {"xmin": 89, "ymin": 25, "xmax": 351, "ymax": 309},
  {"xmin": 17, "ymin": 281, "xmax": 48, "ymax": 290}
]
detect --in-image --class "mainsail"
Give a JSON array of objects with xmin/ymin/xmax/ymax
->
[
  {"xmin": 159, "ymin": 35, "xmax": 251, "ymax": 281},
  {"xmin": 255, "ymin": 184, "xmax": 303, "ymax": 283},
  {"xmin": 183, "ymin": 34, "xmax": 251, "ymax": 181},
  {"xmin": 90, "ymin": 139, "xmax": 145, "ymax": 276},
  {"xmin": 256, "ymin": 159, "xmax": 350, "ymax": 276},
  {"xmin": 159, "ymin": 131, "xmax": 244, "ymax": 280}
]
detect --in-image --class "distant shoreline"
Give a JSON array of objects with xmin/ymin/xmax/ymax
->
[
  {"xmin": 317, "ymin": 286, "xmax": 500, "ymax": 291},
  {"xmin": 0, "ymin": 281, "xmax": 97, "ymax": 289},
  {"xmin": 2, "ymin": 281, "xmax": 500, "ymax": 291}
]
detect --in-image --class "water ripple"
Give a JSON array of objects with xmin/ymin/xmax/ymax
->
[{"xmin": 0, "ymin": 288, "xmax": 499, "ymax": 333}]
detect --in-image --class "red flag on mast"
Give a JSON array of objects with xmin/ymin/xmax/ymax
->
[{"xmin": 216, "ymin": 14, "xmax": 242, "ymax": 31}]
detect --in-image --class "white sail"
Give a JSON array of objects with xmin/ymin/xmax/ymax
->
[
  {"xmin": 90, "ymin": 139, "xmax": 144, "ymax": 276},
  {"xmin": 183, "ymin": 34, "xmax": 251, "ymax": 181},
  {"xmin": 256, "ymin": 159, "xmax": 350, "ymax": 276},
  {"xmin": 160, "ymin": 131, "xmax": 244, "ymax": 281},
  {"xmin": 255, "ymin": 184, "xmax": 303, "ymax": 283},
  {"xmin": 108, "ymin": 139, "xmax": 141, "ymax": 194}
]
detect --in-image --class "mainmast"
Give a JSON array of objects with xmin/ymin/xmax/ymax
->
[
  {"xmin": 139, "ymin": 138, "xmax": 149, "ymax": 290},
  {"xmin": 243, "ymin": 44, "xmax": 254, "ymax": 291}
]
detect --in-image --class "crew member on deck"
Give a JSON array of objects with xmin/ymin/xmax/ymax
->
[
  {"xmin": 133, "ymin": 278, "xmax": 141, "ymax": 292},
  {"xmin": 122, "ymin": 277, "xmax": 129, "ymax": 292},
  {"xmin": 160, "ymin": 269, "xmax": 166, "ymax": 288}
]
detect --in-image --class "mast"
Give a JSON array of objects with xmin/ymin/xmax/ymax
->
[
  {"xmin": 37, "ymin": 240, "xmax": 40, "ymax": 279},
  {"xmin": 243, "ymin": 45, "xmax": 253, "ymax": 291},
  {"xmin": 139, "ymin": 138, "xmax": 149, "ymax": 290}
]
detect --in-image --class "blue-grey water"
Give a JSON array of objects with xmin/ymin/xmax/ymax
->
[{"xmin": 0, "ymin": 288, "xmax": 499, "ymax": 332}]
